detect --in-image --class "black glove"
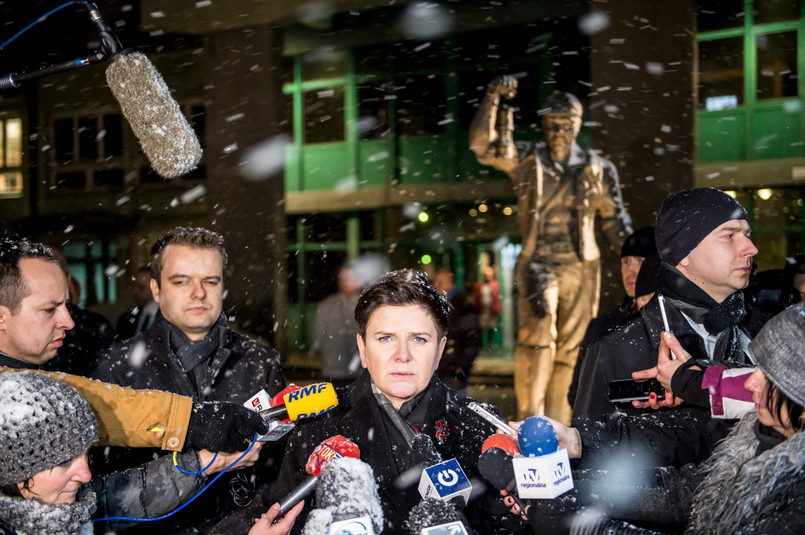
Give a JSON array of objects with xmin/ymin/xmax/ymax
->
[{"xmin": 186, "ymin": 401, "xmax": 269, "ymax": 452}]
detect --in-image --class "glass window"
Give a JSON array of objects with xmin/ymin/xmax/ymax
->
[
  {"xmin": 78, "ymin": 116, "xmax": 98, "ymax": 160},
  {"xmin": 395, "ymin": 74, "xmax": 447, "ymax": 136},
  {"xmin": 54, "ymin": 118, "xmax": 74, "ymax": 163},
  {"xmin": 304, "ymin": 86, "xmax": 345, "ymax": 143},
  {"xmin": 5, "ymin": 118, "xmax": 22, "ymax": 166},
  {"xmin": 302, "ymin": 49, "xmax": 346, "ymax": 81},
  {"xmin": 698, "ymin": 37, "xmax": 744, "ymax": 108},
  {"xmin": 103, "ymin": 114, "xmax": 123, "ymax": 157},
  {"xmin": 358, "ymin": 82, "xmax": 390, "ymax": 140},
  {"xmin": 756, "ymin": 31, "xmax": 798, "ymax": 100},
  {"xmin": 754, "ymin": 0, "xmax": 801, "ymax": 24},
  {"xmin": 698, "ymin": 0, "xmax": 746, "ymax": 32}
]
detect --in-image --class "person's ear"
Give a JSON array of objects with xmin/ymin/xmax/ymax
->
[
  {"xmin": 150, "ymin": 278, "xmax": 161, "ymax": 303},
  {"xmin": 357, "ymin": 334, "xmax": 368, "ymax": 368},
  {"xmin": 0, "ymin": 304, "xmax": 10, "ymax": 332}
]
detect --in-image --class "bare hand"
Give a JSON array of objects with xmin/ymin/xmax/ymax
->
[
  {"xmin": 500, "ymin": 489, "xmax": 529, "ymax": 520},
  {"xmin": 490, "ymin": 75, "xmax": 518, "ymax": 99},
  {"xmin": 248, "ymin": 502, "xmax": 303, "ymax": 535},
  {"xmin": 200, "ymin": 441, "xmax": 263, "ymax": 475},
  {"xmin": 506, "ymin": 418, "xmax": 581, "ymax": 458},
  {"xmin": 631, "ymin": 332, "xmax": 691, "ymax": 409}
]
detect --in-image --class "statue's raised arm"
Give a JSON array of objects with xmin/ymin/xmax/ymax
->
[{"xmin": 468, "ymin": 75, "xmax": 520, "ymax": 174}]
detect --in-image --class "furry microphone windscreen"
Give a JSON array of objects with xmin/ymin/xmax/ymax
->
[{"xmin": 105, "ymin": 51, "xmax": 202, "ymax": 179}]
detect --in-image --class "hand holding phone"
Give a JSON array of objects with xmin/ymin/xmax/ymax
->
[{"xmin": 607, "ymin": 378, "xmax": 666, "ymax": 403}]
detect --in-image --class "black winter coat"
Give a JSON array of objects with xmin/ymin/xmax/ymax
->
[
  {"xmin": 92, "ymin": 311, "xmax": 285, "ymax": 402},
  {"xmin": 90, "ymin": 311, "xmax": 286, "ymax": 534},
  {"xmin": 270, "ymin": 372, "xmax": 518, "ymax": 535},
  {"xmin": 572, "ymin": 294, "xmax": 747, "ymax": 420}
]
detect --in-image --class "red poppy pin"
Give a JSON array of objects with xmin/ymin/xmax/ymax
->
[{"xmin": 434, "ymin": 418, "xmax": 450, "ymax": 444}]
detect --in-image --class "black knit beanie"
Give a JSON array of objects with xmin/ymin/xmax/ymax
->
[
  {"xmin": 748, "ymin": 302, "xmax": 805, "ymax": 408},
  {"xmin": 0, "ymin": 371, "xmax": 98, "ymax": 486},
  {"xmin": 655, "ymin": 188, "xmax": 748, "ymax": 266},
  {"xmin": 621, "ymin": 226, "xmax": 656, "ymax": 258}
]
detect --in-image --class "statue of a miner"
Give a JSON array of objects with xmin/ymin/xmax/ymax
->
[{"xmin": 469, "ymin": 75, "xmax": 632, "ymax": 423}]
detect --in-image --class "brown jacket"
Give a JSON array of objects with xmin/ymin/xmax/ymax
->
[{"xmin": 0, "ymin": 366, "xmax": 192, "ymax": 451}]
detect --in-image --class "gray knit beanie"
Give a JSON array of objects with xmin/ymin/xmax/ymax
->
[
  {"xmin": 655, "ymin": 188, "xmax": 748, "ymax": 266},
  {"xmin": 748, "ymin": 302, "xmax": 805, "ymax": 408},
  {"xmin": 0, "ymin": 371, "xmax": 98, "ymax": 486}
]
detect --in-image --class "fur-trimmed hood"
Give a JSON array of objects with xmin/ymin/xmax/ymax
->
[{"xmin": 687, "ymin": 412, "xmax": 805, "ymax": 534}]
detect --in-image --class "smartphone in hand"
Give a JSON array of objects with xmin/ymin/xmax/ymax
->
[{"xmin": 607, "ymin": 378, "xmax": 666, "ymax": 403}]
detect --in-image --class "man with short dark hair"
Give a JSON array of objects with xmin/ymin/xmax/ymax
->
[
  {"xmin": 92, "ymin": 227, "xmax": 286, "ymax": 533},
  {"xmin": 573, "ymin": 188, "xmax": 758, "ymax": 420}
]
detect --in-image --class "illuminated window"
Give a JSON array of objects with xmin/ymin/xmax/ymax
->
[{"xmin": 0, "ymin": 117, "xmax": 23, "ymax": 198}]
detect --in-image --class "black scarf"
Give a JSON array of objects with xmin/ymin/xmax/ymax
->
[
  {"xmin": 167, "ymin": 314, "xmax": 225, "ymax": 396},
  {"xmin": 657, "ymin": 263, "xmax": 748, "ymax": 366}
]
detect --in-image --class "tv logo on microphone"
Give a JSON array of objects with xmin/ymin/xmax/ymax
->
[
  {"xmin": 513, "ymin": 449, "xmax": 574, "ymax": 499},
  {"xmin": 418, "ymin": 458, "xmax": 472, "ymax": 505}
]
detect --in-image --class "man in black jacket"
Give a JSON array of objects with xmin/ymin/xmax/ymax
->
[
  {"xmin": 573, "ymin": 188, "xmax": 758, "ymax": 420},
  {"xmin": 270, "ymin": 269, "xmax": 516, "ymax": 534},
  {"xmin": 91, "ymin": 227, "xmax": 287, "ymax": 534}
]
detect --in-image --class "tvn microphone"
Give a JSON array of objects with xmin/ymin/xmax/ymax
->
[
  {"xmin": 512, "ymin": 417, "xmax": 574, "ymax": 499},
  {"xmin": 278, "ymin": 435, "xmax": 361, "ymax": 516},
  {"xmin": 300, "ymin": 457, "xmax": 384, "ymax": 535},
  {"xmin": 404, "ymin": 498, "xmax": 469, "ymax": 535}
]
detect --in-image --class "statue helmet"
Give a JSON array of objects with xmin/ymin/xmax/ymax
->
[{"xmin": 542, "ymin": 91, "xmax": 583, "ymax": 118}]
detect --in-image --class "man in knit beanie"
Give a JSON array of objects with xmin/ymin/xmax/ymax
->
[{"xmin": 574, "ymin": 188, "xmax": 758, "ymax": 420}]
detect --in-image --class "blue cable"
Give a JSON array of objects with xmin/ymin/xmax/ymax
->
[
  {"xmin": 0, "ymin": 1, "xmax": 84, "ymax": 52},
  {"xmin": 174, "ymin": 450, "xmax": 219, "ymax": 475},
  {"xmin": 93, "ymin": 432, "xmax": 259, "ymax": 523}
]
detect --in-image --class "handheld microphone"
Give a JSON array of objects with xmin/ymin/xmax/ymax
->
[
  {"xmin": 300, "ymin": 457, "xmax": 384, "ymax": 535},
  {"xmin": 477, "ymin": 435, "xmax": 528, "ymax": 520},
  {"xmin": 512, "ymin": 417, "xmax": 573, "ymax": 499},
  {"xmin": 417, "ymin": 458, "xmax": 472, "ymax": 507},
  {"xmin": 517, "ymin": 416, "xmax": 558, "ymax": 457},
  {"xmin": 244, "ymin": 384, "xmax": 301, "ymax": 442},
  {"xmin": 404, "ymin": 498, "xmax": 469, "ymax": 535},
  {"xmin": 259, "ymin": 382, "xmax": 338, "ymax": 422},
  {"xmin": 278, "ymin": 435, "xmax": 360, "ymax": 516}
]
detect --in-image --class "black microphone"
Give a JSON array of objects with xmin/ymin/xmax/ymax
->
[
  {"xmin": 404, "ymin": 498, "xmax": 469, "ymax": 535},
  {"xmin": 301, "ymin": 457, "xmax": 384, "ymax": 535}
]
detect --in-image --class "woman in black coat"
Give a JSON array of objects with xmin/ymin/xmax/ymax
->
[{"xmin": 271, "ymin": 269, "xmax": 517, "ymax": 534}]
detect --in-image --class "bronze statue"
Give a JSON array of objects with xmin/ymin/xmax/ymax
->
[{"xmin": 469, "ymin": 76, "xmax": 633, "ymax": 423}]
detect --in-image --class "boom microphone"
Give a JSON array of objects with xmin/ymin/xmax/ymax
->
[
  {"xmin": 105, "ymin": 50, "xmax": 202, "ymax": 178},
  {"xmin": 278, "ymin": 435, "xmax": 360, "ymax": 515},
  {"xmin": 260, "ymin": 382, "xmax": 338, "ymax": 422}
]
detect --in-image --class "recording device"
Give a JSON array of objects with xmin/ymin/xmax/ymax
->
[
  {"xmin": 606, "ymin": 378, "xmax": 666, "ymax": 403},
  {"xmin": 303, "ymin": 457, "xmax": 384, "ymax": 535},
  {"xmin": 418, "ymin": 458, "xmax": 472, "ymax": 507},
  {"xmin": 0, "ymin": 2, "xmax": 202, "ymax": 178},
  {"xmin": 278, "ymin": 435, "xmax": 361, "ymax": 515},
  {"xmin": 512, "ymin": 417, "xmax": 573, "ymax": 499},
  {"xmin": 404, "ymin": 498, "xmax": 469, "ymax": 535},
  {"xmin": 744, "ymin": 268, "xmax": 801, "ymax": 314},
  {"xmin": 467, "ymin": 401, "xmax": 516, "ymax": 435}
]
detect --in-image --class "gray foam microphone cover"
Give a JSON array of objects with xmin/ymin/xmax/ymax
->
[
  {"xmin": 105, "ymin": 51, "xmax": 202, "ymax": 178},
  {"xmin": 316, "ymin": 457, "xmax": 384, "ymax": 534}
]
